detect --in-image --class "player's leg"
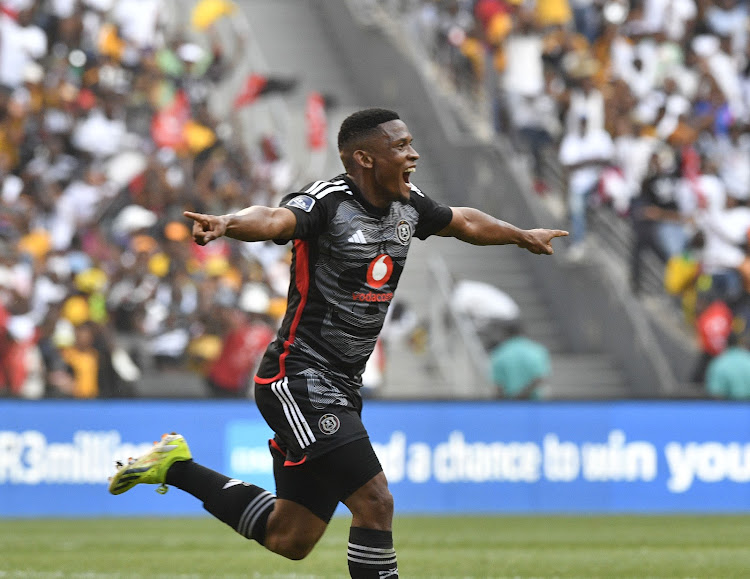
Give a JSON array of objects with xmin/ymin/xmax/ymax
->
[
  {"xmin": 108, "ymin": 433, "xmax": 287, "ymax": 548},
  {"xmin": 260, "ymin": 435, "xmax": 340, "ymax": 559},
  {"xmin": 168, "ymin": 455, "xmax": 333, "ymax": 560},
  {"xmin": 269, "ymin": 436, "xmax": 397, "ymax": 577},
  {"xmin": 344, "ymin": 471, "xmax": 393, "ymax": 530},
  {"xmin": 261, "ymin": 434, "xmax": 397, "ymax": 577},
  {"xmin": 184, "ymin": 435, "xmax": 392, "ymax": 563},
  {"xmin": 255, "ymin": 374, "xmax": 399, "ymax": 577},
  {"xmin": 165, "ymin": 458, "xmax": 280, "ymax": 546},
  {"xmin": 108, "ymin": 431, "xmax": 333, "ymax": 559},
  {"xmin": 339, "ymin": 445, "xmax": 399, "ymax": 579},
  {"xmin": 262, "ymin": 499, "xmax": 328, "ymax": 559}
]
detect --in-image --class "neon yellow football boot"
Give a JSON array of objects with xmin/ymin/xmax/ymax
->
[{"xmin": 108, "ymin": 433, "xmax": 192, "ymax": 496}]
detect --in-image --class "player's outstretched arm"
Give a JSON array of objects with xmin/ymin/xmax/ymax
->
[
  {"xmin": 437, "ymin": 207, "xmax": 568, "ymax": 255},
  {"xmin": 184, "ymin": 206, "xmax": 297, "ymax": 245}
]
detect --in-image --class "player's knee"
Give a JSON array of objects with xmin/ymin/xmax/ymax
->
[
  {"xmin": 265, "ymin": 533, "xmax": 316, "ymax": 560},
  {"xmin": 354, "ymin": 484, "xmax": 394, "ymax": 527},
  {"xmin": 375, "ymin": 486, "xmax": 394, "ymax": 516},
  {"xmin": 280, "ymin": 540, "xmax": 314, "ymax": 561}
]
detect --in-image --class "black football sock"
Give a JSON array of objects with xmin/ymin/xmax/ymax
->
[
  {"xmin": 347, "ymin": 527, "xmax": 398, "ymax": 578},
  {"xmin": 166, "ymin": 460, "xmax": 275, "ymax": 545}
]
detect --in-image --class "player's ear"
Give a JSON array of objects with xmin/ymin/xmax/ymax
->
[{"xmin": 353, "ymin": 149, "xmax": 373, "ymax": 169}]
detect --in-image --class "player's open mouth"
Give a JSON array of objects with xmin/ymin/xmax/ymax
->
[{"xmin": 403, "ymin": 167, "xmax": 415, "ymax": 183}]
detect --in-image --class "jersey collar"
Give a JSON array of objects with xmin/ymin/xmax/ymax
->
[{"xmin": 340, "ymin": 174, "xmax": 392, "ymax": 218}]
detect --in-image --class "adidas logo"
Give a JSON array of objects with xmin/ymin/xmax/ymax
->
[
  {"xmin": 222, "ymin": 479, "xmax": 249, "ymax": 490},
  {"xmin": 347, "ymin": 230, "xmax": 366, "ymax": 244}
]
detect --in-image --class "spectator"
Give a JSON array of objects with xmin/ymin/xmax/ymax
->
[
  {"xmin": 705, "ymin": 326, "xmax": 750, "ymax": 399},
  {"xmin": 435, "ymin": 0, "xmax": 475, "ymax": 89},
  {"xmin": 604, "ymin": 116, "xmax": 655, "ymax": 215},
  {"xmin": 35, "ymin": 304, "xmax": 73, "ymax": 396},
  {"xmin": 565, "ymin": 64, "xmax": 605, "ymax": 135},
  {"xmin": 692, "ymin": 292, "xmax": 734, "ymax": 383},
  {"xmin": 489, "ymin": 321, "xmax": 551, "ymax": 399},
  {"xmin": 148, "ymin": 311, "xmax": 190, "ymax": 372},
  {"xmin": 60, "ymin": 320, "xmax": 100, "ymax": 398},
  {"xmin": 0, "ymin": 308, "xmax": 39, "ymax": 397},
  {"xmin": 641, "ymin": 0, "xmax": 697, "ymax": 43},
  {"xmin": 559, "ymin": 113, "xmax": 614, "ymax": 259},
  {"xmin": 0, "ymin": 3, "xmax": 48, "ymax": 90},
  {"xmin": 205, "ymin": 299, "xmax": 275, "ymax": 398},
  {"xmin": 704, "ymin": 0, "xmax": 748, "ymax": 60},
  {"xmin": 513, "ymin": 78, "xmax": 561, "ymax": 194},
  {"xmin": 503, "ymin": 6, "xmax": 545, "ymax": 128},
  {"xmin": 716, "ymin": 122, "xmax": 750, "ymax": 202},
  {"xmin": 694, "ymin": 177, "xmax": 750, "ymax": 306},
  {"xmin": 629, "ymin": 147, "xmax": 690, "ymax": 293}
]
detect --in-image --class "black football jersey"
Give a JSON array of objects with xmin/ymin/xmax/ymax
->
[{"xmin": 255, "ymin": 174, "xmax": 452, "ymax": 394}]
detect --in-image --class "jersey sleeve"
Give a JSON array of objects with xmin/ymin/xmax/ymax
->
[
  {"xmin": 276, "ymin": 189, "xmax": 332, "ymax": 241},
  {"xmin": 411, "ymin": 189, "xmax": 453, "ymax": 240}
]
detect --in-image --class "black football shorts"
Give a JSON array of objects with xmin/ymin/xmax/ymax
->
[
  {"xmin": 255, "ymin": 373, "xmax": 382, "ymax": 521},
  {"xmin": 254, "ymin": 374, "xmax": 370, "ymax": 464}
]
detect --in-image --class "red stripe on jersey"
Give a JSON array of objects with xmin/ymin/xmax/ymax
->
[
  {"xmin": 284, "ymin": 456, "xmax": 307, "ymax": 467},
  {"xmin": 255, "ymin": 239, "xmax": 310, "ymax": 384}
]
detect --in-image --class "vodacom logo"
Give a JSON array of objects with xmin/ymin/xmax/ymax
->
[{"xmin": 366, "ymin": 254, "xmax": 393, "ymax": 289}]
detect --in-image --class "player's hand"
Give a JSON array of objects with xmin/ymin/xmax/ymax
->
[
  {"xmin": 183, "ymin": 211, "xmax": 228, "ymax": 246},
  {"xmin": 519, "ymin": 229, "xmax": 569, "ymax": 255}
]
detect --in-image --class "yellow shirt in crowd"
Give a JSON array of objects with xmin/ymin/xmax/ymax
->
[{"xmin": 62, "ymin": 347, "xmax": 99, "ymax": 399}]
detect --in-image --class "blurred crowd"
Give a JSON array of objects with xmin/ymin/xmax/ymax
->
[
  {"xmin": 403, "ymin": 0, "xmax": 750, "ymax": 393},
  {"xmin": 0, "ymin": 0, "xmax": 300, "ymax": 399},
  {"xmin": 5, "ymin": 0, "xmax": 750, "ymax": 400}
]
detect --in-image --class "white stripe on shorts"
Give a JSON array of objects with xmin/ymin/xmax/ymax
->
[{"xmin": 271, "ymin": 377, "xmax": 316, "ymax": 449}]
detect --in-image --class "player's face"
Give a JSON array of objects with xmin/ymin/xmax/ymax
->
[{"xmin": 370, "ymin": 120, "xmax": 420, "ymax": 202}]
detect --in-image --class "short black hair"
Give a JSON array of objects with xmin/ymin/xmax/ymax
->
[{"xmin": 337, "ymin": 108, "xmax": 400, "ymax": 151}]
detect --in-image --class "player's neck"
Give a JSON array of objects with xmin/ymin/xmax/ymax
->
[{"xmin": 346, "ymin": 173, "xmax": 392, "ymax": 209}]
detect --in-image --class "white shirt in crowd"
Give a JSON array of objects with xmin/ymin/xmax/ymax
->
[
  {"xmin": 72, "ymin": 109, "xmax": 128, "ymax": 159},
  {"xmin": 559, "ymin": 127, "xmax": 615, "ymax": 196},
  {"xmin": 110, "ymin": 0, "xmax": 163, "ymax": 50},
  {"xmin": 677, "ymin": 173, "xmax": 727, "ymax": 217},
  {"xmin": 699, "ymin": 205, "xmax": 750, "ymax": 273},
  {"xmin": 0, "ymin": 13, "xmax": 47, "ymax": 88},
  {"xmin": 705, "ymin": 0, "xmax": 748, "ymax": 58},
  {"xmin": 606, "ymin": 133, "xmax": 657, "ymax": 212},
  {"xmin": 716, "ymin": 135, "xmax": 750, "ymax": 201},
  {"xmin": 503, "ymin": 34, "xmax": 545, "ymax": 98},
  {"xmin": 566, "ymin": 88, "xmax": 605, "ymax": 134},
  {"xmin": 611, "ymin": 38, "xmax": 660, "ymax": 100},
  {"xmin": 642, "ymin": 0, "xmax": 697, "ymax": 41}
]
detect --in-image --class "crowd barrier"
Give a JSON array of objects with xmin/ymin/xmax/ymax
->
[{"xmin": 2, "ymin": 400, "xmax": 749, "ymax": 517}]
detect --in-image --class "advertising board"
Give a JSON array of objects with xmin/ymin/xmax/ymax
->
[{"xmin": 2, "ymin": 400, "xmax": 749, "ymax": 517}]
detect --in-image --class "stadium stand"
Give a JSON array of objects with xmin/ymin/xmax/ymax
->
[
  {"xmin": 370, "ymin": 0, "xmax": 749, "ymax": 396},
  {"xmin": 0, "ymin": 0, "xmax": 300, "ymax": 398},
  {"xmin": 3, "ymin": 0, "xmax": 746, "ymax": 400}
]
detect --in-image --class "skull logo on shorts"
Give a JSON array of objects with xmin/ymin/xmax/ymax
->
[{"xmin": 318, "ymin": 413, "xmax": 341, "ymax": 435}]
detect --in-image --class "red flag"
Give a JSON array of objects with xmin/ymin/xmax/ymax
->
[
  {"xmin": 306, "ymin": 91, "xmax": 327, "ymax": 151},
  {"xmin": 151, "ymin": 90, "xmax": 190, "ymax": 149},
  {"xmin": 233, "ymin": 74, "xmax": 268, "ymax": 110}
]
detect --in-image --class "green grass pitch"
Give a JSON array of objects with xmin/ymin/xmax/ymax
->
[{"xmin": 3, "ymin": 515, "xmax": 750, "ymax": 578}]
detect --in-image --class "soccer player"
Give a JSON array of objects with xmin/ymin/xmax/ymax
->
[{"xmin": 109, "ymin": 108, "xmax": 568, "ymax": 578}]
